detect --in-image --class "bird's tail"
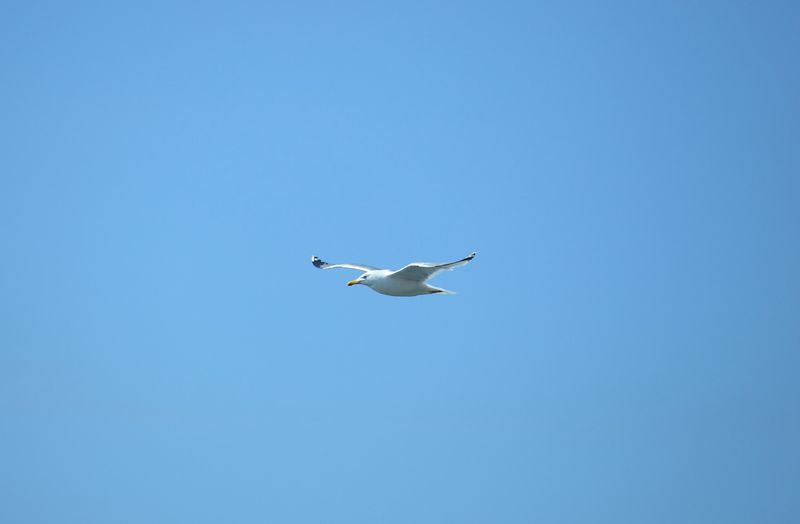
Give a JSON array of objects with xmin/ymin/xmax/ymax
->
[{"xmin": 428, "ymin": 286, "xmax": 456, "ymax": 295}]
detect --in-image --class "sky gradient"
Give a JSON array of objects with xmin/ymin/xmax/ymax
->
[{"xmin": 1, "ymin": 2, "xmax": 799, "ymax": 523}]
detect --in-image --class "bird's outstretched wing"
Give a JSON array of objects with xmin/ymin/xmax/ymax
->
[
  {"xmin": 311, "ymin": 256, "xmax": 379, "ymax": 272},
  {"xmin": 390, "ymin": 252, "xmax": 476, "ymax": 282}
]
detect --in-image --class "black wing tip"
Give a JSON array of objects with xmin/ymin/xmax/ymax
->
[
  {"xmin": 311, "ymin": 256, "xmax": 328, "ymax": 269},
  {"xmin": 465, "ymin": 252, "xmax": 476, "ymax": 261}
]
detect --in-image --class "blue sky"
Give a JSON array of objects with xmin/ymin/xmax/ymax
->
[{"xmin": 1, "ymin": 1, "xmax": 798, "ymax": 522}]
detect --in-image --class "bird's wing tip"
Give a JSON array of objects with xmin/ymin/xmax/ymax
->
[{"xmin": 311, "ymin": 256, "xmax": 327, "ymax": 269}]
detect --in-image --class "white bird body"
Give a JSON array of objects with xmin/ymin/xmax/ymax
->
[
  {"xmin": 311, "ymin": 253, "xmax": 476, "ymax": 297},
  {"xmin": 361, "ymin": 269, "xmax": 451, "ymax": 296}
]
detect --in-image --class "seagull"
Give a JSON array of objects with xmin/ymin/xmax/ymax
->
[{"xmin": 311, "ymin": 252, "xmax": 476, "ymax": 297}]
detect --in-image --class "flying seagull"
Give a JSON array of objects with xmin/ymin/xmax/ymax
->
[{"xmin": 311, "ymin": 252, "xmax": 477, "ymax": 296}]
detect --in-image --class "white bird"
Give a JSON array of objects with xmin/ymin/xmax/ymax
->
[{"xmin": 311, "ymin": 252, "xmax": 477, "ymax": 297}]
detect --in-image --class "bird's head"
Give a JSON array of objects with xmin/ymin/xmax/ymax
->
[{"xmin": 347, "ymin": 273, "xmax": 371, "ymax": 287}]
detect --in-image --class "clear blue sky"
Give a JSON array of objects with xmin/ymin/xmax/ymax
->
[{"xmin": 1, "ymin": 2, "xmax": 798, "ymax": 522}]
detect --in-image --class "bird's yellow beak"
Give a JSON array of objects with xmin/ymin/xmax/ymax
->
[{"xmin": 347, "ymin": 279, "xmax": 360, "ymax": 286}]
